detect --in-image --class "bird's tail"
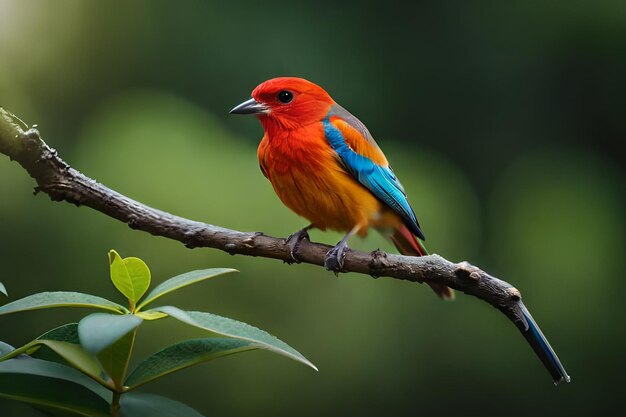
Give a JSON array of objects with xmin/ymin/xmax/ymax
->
[
  {"xmin": 519, "ymin": 303, "xmax": 571, "ymax": 385},
  {"xmin": 389, "ymin": 224, "xmax": 454, "ymax": 300}
]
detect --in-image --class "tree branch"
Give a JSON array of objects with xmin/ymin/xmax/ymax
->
[{"xmin": 0, "ymin": 108, "xmax": 570, "ymax": 384}]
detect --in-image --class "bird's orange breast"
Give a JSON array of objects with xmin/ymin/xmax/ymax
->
[{"xmin": 257, "ymin": 123, "xmax": 386, "ymax": 235}]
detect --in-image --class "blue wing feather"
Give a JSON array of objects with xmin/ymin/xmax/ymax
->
[{"xmin": 323, "ymin": 115, "xmax": 425, "ymax": 240}]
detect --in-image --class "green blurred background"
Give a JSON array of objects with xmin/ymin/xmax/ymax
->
[{"xmin": 1, "ymin": 1, "xmax": 624, "ymax": 416}]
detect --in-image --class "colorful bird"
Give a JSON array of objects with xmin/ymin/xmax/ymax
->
[
  {"xmin": 231, "ymin": 77, "xmax": 571, "ymax": 385},
  {"xmin": 230, "ymin": 77, "xmax": 452, "ymax": 299}
]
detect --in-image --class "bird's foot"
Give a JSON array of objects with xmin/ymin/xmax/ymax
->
[
  {"xmin": 324, "ymin": 242, "xmax": 349, "ymax": 273},
  {"xmin": 285, "ymin": 226, "xmax": 312, "ymax": 263}
]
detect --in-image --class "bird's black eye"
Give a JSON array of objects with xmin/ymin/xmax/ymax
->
[{"xmin": 277, "ymin": 90, "xmax": 293, "ymax": 103}]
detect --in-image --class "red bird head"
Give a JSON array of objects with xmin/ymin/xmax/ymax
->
[{"xmin": 230, "ymin": 77, "xmax": 334, "ymax": 130}]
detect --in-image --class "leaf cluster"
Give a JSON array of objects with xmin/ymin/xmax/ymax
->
[{"xmin": 0, "ymin": 250, "xmax": 315, "ymax": 416}]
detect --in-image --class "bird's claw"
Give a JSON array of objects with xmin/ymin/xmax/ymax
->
[
  {"xmin": 324, "ymin": 244, "xmax": 348, "ymax": 273},
  {"xmin": 285, "ymin": 227, "xmax": 311, "ymax": 263}
]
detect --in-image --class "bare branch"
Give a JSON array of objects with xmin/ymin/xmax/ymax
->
[{"xmin": 0, "ymin": 108, "xmax": 570, "ymax": 385}]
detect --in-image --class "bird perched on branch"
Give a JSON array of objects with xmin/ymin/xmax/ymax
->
[
  {"xmin": 231, "ymin": 77, "xmax": 571, "ymax": 385},
  {"xmin": 230, "ymin": 77, "xmax": 452, "ymax": 300}
]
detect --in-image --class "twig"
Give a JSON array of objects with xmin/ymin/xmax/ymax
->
[{"xmin": 0, "ymin": 108, "xmax": 570, "ymax": 384}]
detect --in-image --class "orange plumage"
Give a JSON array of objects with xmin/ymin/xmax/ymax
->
[
  {"xmin": 257, "ymin": 122, "xmax": 384, "ymax": 235},
  {"xmin": 231, "ymin": 77, "xmax": 453, "ymax": 299}
]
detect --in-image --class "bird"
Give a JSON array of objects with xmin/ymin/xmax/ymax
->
[
  {"xmin": 230, "ymin": 77, "xmax": 571, "ymax": 385},
  {"xmin": 230, "ymin": 76, "xmax": 452, "ymax": 300}
]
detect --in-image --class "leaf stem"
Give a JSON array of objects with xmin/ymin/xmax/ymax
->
[
  {"xmin": 111, "ymin": 391, "xmax": 121, "ymax": 417},
  {"xmin": 120, "ymin": 328, "xmax": 138, "ymax": 386}
]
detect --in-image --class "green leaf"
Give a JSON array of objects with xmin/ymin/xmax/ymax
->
[
  {"xmin": 1, "ymin": 324, "xmax": 102, "ymax": 381},
  {"xmin": 0, "ymin": 281, "xmax": 7, "ymax": 296},
  {"xmin": 39, "ymin": 341, "xmax": 104, "ymax": 383},
  {"xmin": 0, "ymin": 340, "xmax": 104, "ymax": 384},
  {"xmin": 37, "ymin": 323, "xmax": 80, "ymax": 344},
  {"xmin": 109, "ymin": 250, "xmax": 132, "ymax": 298},
  {"xmin": 0, "ymin": 341, "xmax": 16, "ymax": 357},
  {"xmin": 0, "ymin": 374, "xmax": 111, "ymax": 417},
  {"xmin": 0, "ymin": 292, "xmax": 127, "ymax": 316},
  {"xmin": 135, "ymin": 310, "xmax": 168, "ymax": 320},
  {"xmin": 0, "ymin": 357, "xmax": 111, "ymax": 400},
  {"xmin": 97, "ymin": 331, "xmax": 136, "ymax": 389},
  {"xmin": 153, "ymin": 306, "xmax": 317, "ymax": 371},
  {"xmin": 109, "ymin": 250, "xmax": 151, "ymax": 309},
  {"xmin": 125, "ymin": 338, "xmax": 256, "ymax": 389},
  {"xmin": 137, "ymin": 268, "xmax": 236, "ymax": 310},
  {"xmin": 79, "ymin": 313, "xmax": 142, "ymax": 387},
  {"xmin": 32, "ymin": 324, "xmax": 81, "ymax": 364},
  {"xmin": 78, "ymin": 313, "xmax": 143, "ymax": 355},
  {"xmin": 0, "ymin": 358, "xmax": 110, "ymax": 417},
  {"xmin": 120, "ymin": 393, "xmax": 206, "ymax": 417},
  {"xmin": 31, "ymin": 404, "xmax": 88, "ymax": 417},
  {"xmin": 123, "ymin": 257, "xmax": 151, "ymax": 302}
]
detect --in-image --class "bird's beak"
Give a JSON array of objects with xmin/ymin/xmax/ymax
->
[{"xmin": 229, "ymin": 98, "xmax": 270, "ymax": 115}]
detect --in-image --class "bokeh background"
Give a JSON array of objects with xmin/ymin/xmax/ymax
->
[{"xmin": 1, "ymin": 1, "xmax": 624, "ymax": 416}]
